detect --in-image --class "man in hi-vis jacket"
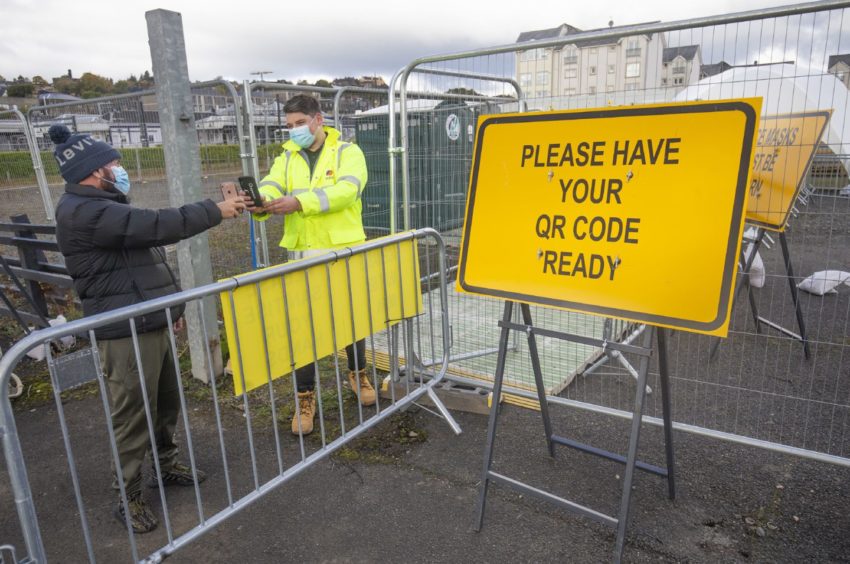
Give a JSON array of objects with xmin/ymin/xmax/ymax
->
[{"xmin": 248, "ymin": 94, "xmax": 373, "ymax": 436}]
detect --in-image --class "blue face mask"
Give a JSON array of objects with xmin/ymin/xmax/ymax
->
[
  {"xmin": 289, "ymin": 118, "xmax": 316, "ymax": 149},
  {"xmin": 104, "ymin": 165, "xmax": 131, "ymax": 194}
]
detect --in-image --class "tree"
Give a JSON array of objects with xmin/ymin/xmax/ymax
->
[
  {"xmin": 113, "ymin": 80, "xmax": 130, "ymax": 94},
  {"xmin": 446, "ymin": 87, "xmax": 481, "ymax": 96},
  {"xmin": 138, "ymin": 70, "xmax": 154, "ymax": 89},
  {"xmin": 314, "ymin": 79, "xmax": 332, "ymax": 88},
  {"xmin": 52, "ymin": 76, "xmax": 80, "ymax": 96},
  {"xmin": 79, "ymin": 72, "xmax": 112, "ymax": 96},
  {"xmin": 31, "ymin": 75, "xmax": 49, "ymax": 88},
  {"xmin": 7, "ymin": 83, "xmax": 34, "ymax": 97}
]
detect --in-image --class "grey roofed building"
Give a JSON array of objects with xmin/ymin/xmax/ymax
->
[
  {"xmin": 38, "ymin": 92, "xmax": 83, "ymax": 104},
  {"xmin": 516, "ymin": 23, "xmax": 583, "ymax": 42},
  {"xmin": 663, "ymin": 46, "xmax": 700, "ymax": 63},
  {"xmin": 700, "ymin": 61, "xmax": 733, "ymax": 78},
  {"xmin": 828, "ymin": 54, "xmax": 850, "ymax": 69},
  {"xmin": 516, "ymin": 21, "xmax": 660, "ymax": 47}
]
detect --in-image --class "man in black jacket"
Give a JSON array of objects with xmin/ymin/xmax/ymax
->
[{"xmin": 49, "ymin": 124, "xmax": 245, "ymax": 533}]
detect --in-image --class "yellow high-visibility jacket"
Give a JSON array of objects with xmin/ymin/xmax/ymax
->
[{"xmin": 254, "ymin": 126, "xmax": 367, "ymax": 251}]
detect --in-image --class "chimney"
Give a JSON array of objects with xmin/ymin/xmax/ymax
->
[{"xmin": 68, "ymin": 69, "xmax": 73, "ymax": 79}]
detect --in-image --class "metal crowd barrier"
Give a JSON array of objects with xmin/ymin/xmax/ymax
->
[{"xmin": 0, "ymin": 229, "xmax": 458, "ymax": 563}]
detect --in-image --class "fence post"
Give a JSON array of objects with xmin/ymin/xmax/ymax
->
[
  {"xmin": 10, "ymin": 108, "xmax": 55, "ymax": 222},
  {"xmin": 10, "ymin": 214, "xmax": 48, "ymax": 319},
  {"xmin": 146, "ymin": 9, "xmax": 222, "ymax": 382}
]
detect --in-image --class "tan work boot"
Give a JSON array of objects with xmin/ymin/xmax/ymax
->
[
  {"xmin": 291, "ymin": 390, "xmax": 316, "ymax": 435},
  {"xmin": 348, "ymin": 369, "xmax": 376, "ymax": 406}
]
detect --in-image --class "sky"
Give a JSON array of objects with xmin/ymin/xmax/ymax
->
[{"xmin": 0, "ymin": 0, "xmax": 845, "ymax": 84}]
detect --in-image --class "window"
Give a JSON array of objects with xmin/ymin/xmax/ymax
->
[
  {"xmin": 626, "ymin": 62, "xmax": 640, "ymax": 78},
  {"xmin": 536, "ymin": 71, "xmax": 550, "ymax": 85},
  {"xmin": 563, "ymin": 46, "xmax": 578, "ymax": 64},
  {"xmin": 626, "ymin": 38, "xmax": 641, "ymax": 57},
  {"xmin": 661, "ymin": 78, "xmax": 668, "ymax": 85},
  {"xmin": 674, "ymin": 77, "xmax": 684, "ymax": 85},
  {"xmin": 519, "ymin": 73, "xmax": 531, "ymax": 87},
  {"xmin": 589, "ymin": 48, "xmax": 598, "ymax": 55},
  {"xmin": 521, "ymin": 48, "xmax": 549, "ymax": 61},
  {"xmin": 564, "ymin": 88, "xmax": 577, "ymax": 95},
  {"xmin": 536, "ymin": 90, "xmax": 548, "ymax": 98},
  {"xmin": 628, "ymin": 38, "xmax": 639, "ymax": 50},
  {"xmin": 589, "ymin": 86, "xmax": 597, "ymax": 94},
  {"xmin": 589, "ymin": 66, "xmax": 597, "ymax": 76},
  {"xmin": 609, "ymin": 45, "xmax": 617, "ymax": 52},
  {"xmin": 608, "ymin": 64, "xmax": 616, "ymax": 74},
  {"xmin": 564, "ymin": 67, "xmax": 577, "ymax": 78},
  {"xmin": 625, "ymin": 83, "xmax": 637, "ymax": 91},
  {"xmin": 607, "ymin": 85, "xmax": 615, "ymax": 92}
]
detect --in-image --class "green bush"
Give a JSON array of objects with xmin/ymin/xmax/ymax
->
[{"xmin": 0, "ymin": 144, "xmax": 244, "ymax": 184}]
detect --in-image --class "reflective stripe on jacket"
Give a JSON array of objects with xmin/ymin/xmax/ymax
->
[{"xmin": 254, "ymin": 126, "xmax": 367, "ymax": 251}]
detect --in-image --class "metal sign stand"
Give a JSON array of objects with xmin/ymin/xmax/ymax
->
[
  {"xmin": 711, "ymin": 227, "xmax": 810, "ymax": 359},
  {"xmin": 581, "ymin": 320, "xmax": 652, "ymax": 394},
  {"xmin": 474, "ymin": 301, "xmax": 676, "ymax": 564}
]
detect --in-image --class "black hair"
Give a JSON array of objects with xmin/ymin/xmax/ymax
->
[{"xmin": 283, "ymin": 94, "xmax": 321, "ymax": 116}]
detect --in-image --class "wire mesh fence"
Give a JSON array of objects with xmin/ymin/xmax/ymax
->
[
  {"xmin": 392, "ymin": 2, "xmax": 850, "ymax": 462},
  {"xmin": 0, "ymin": 2, "xmax": 848, "ymax": 465},
  {"xmin": 0, "ymin": 229, "xmax": 455, "ymax": 564}
]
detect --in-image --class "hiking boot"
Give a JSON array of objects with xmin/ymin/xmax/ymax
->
[
  {"xmin": 291, "ymin": 390, "xmax": 316, "ymax": 435},
  {"xmin": 348, "ymin": 369, "xmax": 376, "ymax": 406},
  {"xmin": 148, "ymin": 462, "xmax": 207, "ymax": 488},
  {"xmin": 114, "ymin": 492, "xmax": 158, "ymax": 534}
]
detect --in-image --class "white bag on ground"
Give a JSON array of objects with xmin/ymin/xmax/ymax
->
[
  {"xmin": 24, "ymin": 315, "xmax": 76, "ymax": 361},
  {"xmin": 797, "ymin": 270, "xmax": 850, "ymax": 296},
  {"xmin": 742, "ymin": 242, "xmax": 766, "ymax": 288}
]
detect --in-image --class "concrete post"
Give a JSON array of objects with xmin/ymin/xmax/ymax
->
[{"xmin": 146, "ymin": 9, "xmax": 221, "ymax": 382}]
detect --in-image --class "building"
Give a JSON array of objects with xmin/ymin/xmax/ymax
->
[
  {"xmin": 0, "ymin": 119, "xmax": 28, "ymax": 151},
  {"xmin": 827, "ymin": 54, "xmax": 850, "ymax": 88},
  {"xmin": 661, "ymin": 46, "xmax": 702, "ymax": 89},
  {"xmin": 37, "ymin": 92, "xmax": 83, "ymax": 105},
  {"xmin": 700, "ymin": 61, "xmax": 733, "ymax": 79},
  {"xmin": 515, "ymin": 22, "xmax": 701, "ymax": 101},
  {"xmin": 358, "ymin": 76, "xmax": 387, "ymax": 89}
]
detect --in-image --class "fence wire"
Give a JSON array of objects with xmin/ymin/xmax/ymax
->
[
  {"xmin": 0, "ymin": 229, "xmax": 453, "ymax": 563},
  {"xmin": 393, "ymin": 2, "xmax": 850, "ymax": 461}
]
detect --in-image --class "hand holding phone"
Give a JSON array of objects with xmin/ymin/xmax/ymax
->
[
  {"xmin": 220, "ymin": 181, "xmax": 239, "ymax": 201},
  {"xmin": 238, "ymin": 176, "xmax": 264, "ymax": 208}
]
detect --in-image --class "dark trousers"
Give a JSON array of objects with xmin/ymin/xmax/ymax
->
[
  {"xmin": 295, "ymin": 339, "xmax": 366, "ymax": 392},
  {"xmin": 99, "ymin": 328, "xmax": 180, "ymax": 496}
]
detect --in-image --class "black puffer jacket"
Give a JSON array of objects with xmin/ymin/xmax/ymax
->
[{"xmin": 55, "ymin": 184, "xmax": 222, "ymax": 340}]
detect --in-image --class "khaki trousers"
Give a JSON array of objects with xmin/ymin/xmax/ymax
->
[{"xmin": 99, "ymin": 328, "xmax": 179, "ymax": 496}]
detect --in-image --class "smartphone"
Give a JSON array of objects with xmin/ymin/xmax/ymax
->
[
  {"xmin": 238, "ymin": 176, "xmax": 264, "ymax": 207},
  {"xmin": 220, "ymin": 181, "xmax": 239, "ymax": 201}
]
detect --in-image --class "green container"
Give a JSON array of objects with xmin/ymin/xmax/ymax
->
[{"xmin": 354, "ymin": 100, "xmax": 497, "ymax": 233}]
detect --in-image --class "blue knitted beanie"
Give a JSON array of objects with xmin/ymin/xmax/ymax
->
[{"xmin": 49, "ymin": 125, "xmax": 121, "ymax": 184}]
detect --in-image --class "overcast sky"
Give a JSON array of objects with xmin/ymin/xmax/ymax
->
[{"xmin": 0, "ymin": 0, "xmax": 845, "ymax": 84}]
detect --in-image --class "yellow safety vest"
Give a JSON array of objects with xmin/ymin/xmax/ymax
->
[{"xmin": 253, "ymin": 126, "xmax": 368, "ymax": 251}]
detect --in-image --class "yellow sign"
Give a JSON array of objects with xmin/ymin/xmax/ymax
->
[
  {"xmin": 457, "ymin": 100, "xmax": 762, "ymax": 336},
  {"xmin": 746, "ymin": 111, "xmax": 831, "ymax": 231},
  {"xmin": 221, "ymin": 236, "xmax": 422, "ymax": 395}
]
